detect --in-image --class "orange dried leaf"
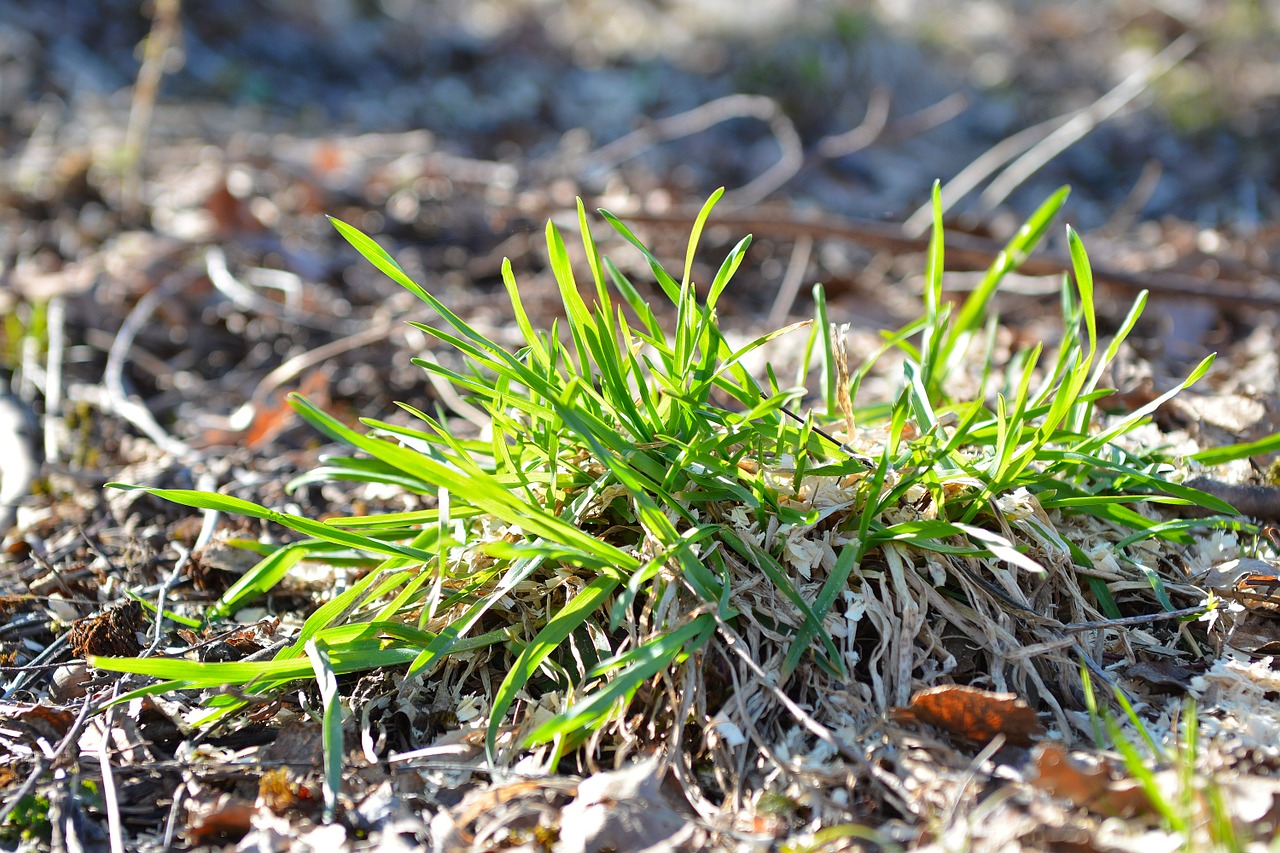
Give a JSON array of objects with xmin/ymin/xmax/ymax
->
[{"xmin": 903, "ymin": 684, "xmax": 1045, "ymax": 746}]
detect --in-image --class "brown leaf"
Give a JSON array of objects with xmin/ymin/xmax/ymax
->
[
  {"xmin": 1126, "ymin": 660, "xmax": 1199, "ymax": 693},
  {"xmin": 11, "ymin": 704, "xmax": 77, "ymax": 741},
  {"xmin": 185, "ymin": 792, "xmax": 255, "ymax": 845},
  {"xmin": 901, "ymin": 684, "xmax": 1045, "ymax": 746},
  {"xmin": 1031, "ymin": 742, "xmax": 1154, "ymax": 818}
]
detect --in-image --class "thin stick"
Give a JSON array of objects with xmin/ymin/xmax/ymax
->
[
  {"xmin": 584, "ymin": 94, "xmax": 804, "ymax": 207},
  {"xmin": 617, "ymin": 203, "xmax": 1280, "ymax": 309},
  {"xmin": 978, "ymin": 34, "xmax": 1197, "ymax": 213},
  {"xmin": 1058, "ymin": 604, "xmax": 1207, "ymax": 633},
  {"xmin": 768, "ymin": 233, "xmax": 813, "ymax": 327},
  {"xmin": 903, "ymin": 35, "xmax": 1195, "ymax": 236},
  {"xmin": 815, "ymin": 86, "xmax": 892, "ymax": 158},
  {"xmin": 103, "ymin": 272, "xmax": 199, "ymax": 462},
  {"xmin": 97, "ymin": 717, "xmax": 126, "ymax": 853},
  {"xmin": 902, "ymin": 117, "xmax": 1062, "ymax": 237},
  {"xmin": 121, "ymin": 0, "xmax": 182, "ymax": 225},
  {"xmin": 44, "ymin": 295, "xmax": 66, "ymax": 462}
]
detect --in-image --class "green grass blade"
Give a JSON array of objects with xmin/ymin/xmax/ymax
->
[
  {"xmin": 487, "ymin": 574, "xmax": 620, "ymax": 757},
  {"xmin": 106, "ymin": 485, "xmax": 438, "ymax": 562},
  {"xmin": 527, "ymin": 614, "xmax": 716, "ymax": 744},
  {"xmin": 208, "ymin": 544, "xmax": 307, "ymax": 621},
  {"xmin": 951, "ymin": 186, "xmax": 1069, "ymax": 337},
  {"xmin": 1081, "ymin": 354, "xmax": 1215, "ymax": 452},
  {"xmin": 305, "ymin": 639, "xmax": 343, "ymax": 823},
  {"xmin": 89, "ymin": 642, "xmax": 421, "ymax": 685},
  {"xmin": 599, "ymin": 209, "xmax": 681, "ymax": 303},
  {"xmin": 683, "ymin": 188, "xmax": 724, "ymax": 290},
  {"xmin": 1192, "ymin": 430, "xmax": 1280, "ymax": 465},
  {"xmin": 289, "ymin": 396, "xmax": 636, "ymax": 574}
]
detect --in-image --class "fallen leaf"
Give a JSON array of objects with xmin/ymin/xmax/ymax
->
[
  {"xmin": 9, "ymin": 703, "xmax": 76, "ymax": 741},
  {"xmin": 1126, "ymin": 660, "xmax": 1199, "ymax": 693},
  {"xmin": 1030, "ymin": 742, "xmax": 1153, "ymax": 818},
  {"xmin": 185, "ymin": 792, "xmax": 255, "ymax": 845},
  {"xmin": 553, "ymin": 757, "xmax": 697, "ymax": 853},
  {"xmin": 899, "ymin": 684, "xmax": 1045, "ymax": 746}
]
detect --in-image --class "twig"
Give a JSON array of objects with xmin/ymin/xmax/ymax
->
[
  {"xmin": 236, "ymin": 318, "xmax": 400, "ymax": 425},
  {"xmin": 903, "ymin": 118, "xmax": 1060, "ymax": 237},
  {"xmin": 44, "ymin": 294, "xmax": 66, "ymax": 463},
  {"xmin": 1057, "ymin": 605, "xmax": 1207, "ymax": 634},
  {"xmin": 103, "ymin": 272, "xmax": 200, "ymax": 462},
  {"xmin": 903, "ymin": 36, "xmax": 1195, "ymax": 236},
  {"xmin": 977, "ymin": 35, "xmax": 1197, "ymax": 214},
  {"xmin": 584, "ymin": 94, "xmax": 804, "ymax": 207},
  {"xmin": 97, "ymin": 715, "xmax": 126, "ymax": 853},
  {"xmin": 1102, "ymin": 158, "xmax": 1164, "ymax": 234},
  {"xmin": 162, "ymin": 779, "xmax": 187, "ymax": 850},
  {"xmin": 206, "ymin": 247, "xmax": 347, "ymax": 332},
  {"xmin": 874, "ymin": 91, "xmax": 971, "ymax": 147},
  {"xmin": 615, "ymin": 203, "xmax": 1280, "ymax": 309},
  {"xmin": 121, "ymin": 0, "xmax": 181, "ymax": 225},
  {"xmin": 1184, "ymin": 477, "xmax": 1280, "ymax": 521},
  {"xmin": 816, "ymin": 86, "xmax": 892, "ymax": 159},
  {"xmin": 586, "ymin": 89, "xmax": 967, "ymax": 211},
  {"xmin": 768, "ymin": 233, "xmax": 813, "ymax": 326}
]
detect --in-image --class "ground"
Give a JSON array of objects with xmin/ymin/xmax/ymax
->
[{"xmin": 2, "ymin": 1, "xmax": 1280, "ymax": 851}]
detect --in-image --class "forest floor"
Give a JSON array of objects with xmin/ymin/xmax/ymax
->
[{"xmin": 2, "ymin": 1, "xmax": 1280, "ymax": 850}]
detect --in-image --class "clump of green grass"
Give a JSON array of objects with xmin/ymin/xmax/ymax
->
[{"xmin": 95, "ymin": 184, "xmax": 1255, "ymax": 785}]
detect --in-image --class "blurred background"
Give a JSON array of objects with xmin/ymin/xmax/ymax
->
[{"xmin": 1, "ymin": 0, "xmax": 1279, "ymax": 458}]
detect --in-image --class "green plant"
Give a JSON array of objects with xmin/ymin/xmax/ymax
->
[
  {"xmin": 1081, "ymin": 666, "xmax": 1255, "ymax": 851},
  {"xmin": 0, "ymin": 791, "xmax": 51, "ymax": 845},
  {"xmin": 93, "ymin": 184, "xmax": 1250, "ymax": 768}
]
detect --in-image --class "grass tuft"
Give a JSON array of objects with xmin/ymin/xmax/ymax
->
[{"xmin": 95, "ymin": 185, "xmax": 1263, "ymax": 789}]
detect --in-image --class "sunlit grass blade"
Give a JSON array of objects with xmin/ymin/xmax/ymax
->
[
  {"xmin": 290, "ymin": 395, "xmax": 636, "ymax": 575},
  {"xmin": 527, "ymin": 614, "xmax": 716, "ymax": 745},
  {"xmin": 1081, "ymin": 354, "xmax": 1215, "ymax": 453},
  {"xmin": 683, "ymin": 187, "xmax": 724, "ymax": 290},
  {"xmin": 1192, "ymin": 430, "xmax": 1280, "ymax": 465},
  {"xmin": 488, "ymin": 574, "xmax": 619, "ymax": 757},
  {"xmin": 105, "ymin": 485, "xmax": 439, "ymax": 562},
  {"xmin": 89, "ymin": 641, "xmax": 422, "ymax": 685},
  {"xmin": 946, "ymin": 186, "xmax": 1070, "ymax": 371},
  {"xmin": 306, "ymin": 639, "xmax": 343, "ymax": 823},
  {"xmin": 208, "ymin": 544, "xmax": 307, "ymax": 622}
]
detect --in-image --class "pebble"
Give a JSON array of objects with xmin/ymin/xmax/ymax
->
[{"xmin": 50, "ymin": 663, "xmax": 91, "ymax": 702}]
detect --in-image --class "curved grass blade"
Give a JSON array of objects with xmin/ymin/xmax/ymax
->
[
  {"xmin": 208, "ymin": 544, "xmax": 306, "ymax": 622},
  {"xmin": 526, "ymin": 613, "xmax": 716, "ymax": 745},
  {"xmin": 305, "ymin": 639, "xmax": 343, "ymax": 823},
  {"xmin": 105, "ymin": 485, "xmax": 439, "ymax": 562},
  {"xmin": 487, "ymin": 574, "xmax": 619, "ymax": 758}
]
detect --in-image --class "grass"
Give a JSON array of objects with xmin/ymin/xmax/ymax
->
[
  {"xmin": 91, "ymin": 183, "xmax": 1272, "ymax": 837},
  {"xmin": 1081, "ymin": 666, "xmax": 1261, "ymax": 852}
]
